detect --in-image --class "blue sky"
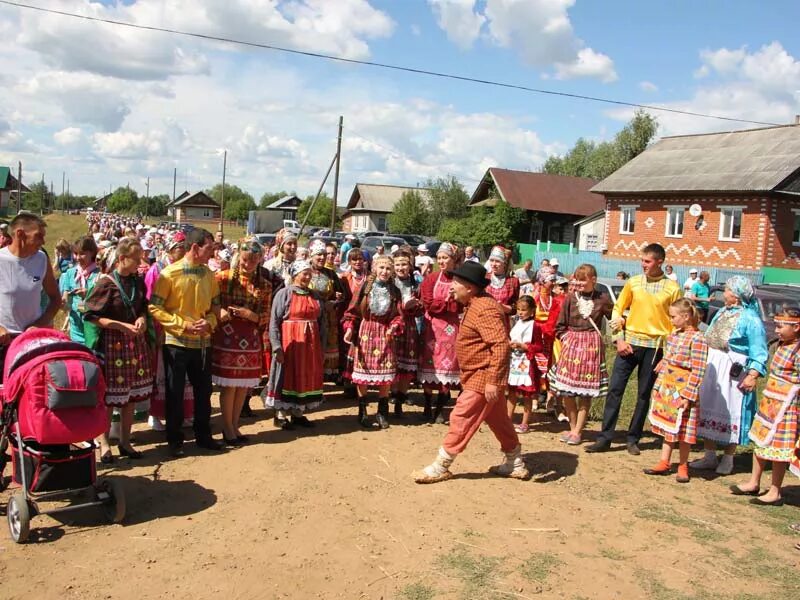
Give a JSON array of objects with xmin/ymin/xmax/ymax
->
[{"xmin": 0, "ymin": 0, "xmax": 798, "ymax": 200}]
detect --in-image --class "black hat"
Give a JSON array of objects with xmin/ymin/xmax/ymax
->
[{"xmin": 447, "ymin": 261, "xmax": 489, "ymax": 289}]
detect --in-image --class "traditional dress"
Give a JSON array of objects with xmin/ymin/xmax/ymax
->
[
  {"xmin": 344, "ymin": 281, "xmax": 404, "ymax": 386},
  {"xmin": 507, "ymin": 317, "xmax": 537, "ymax": 396},
  {"xmin": 263, "ymin": 285, "xmax": 326, "ymax": 414},
  {"xmin": 309, "ymin": 266, "xmax": 346, "ymax": 377},
  {"xmin": 648, "ymin": 329, "xmax": 708, "ymax": 444},
  {"xmin": 84, "ymin": 272, "xmax": 154, "ymax": 406},
  {"xmin": 550, "ymin": 291, "xmax": 612, "ymax": 398},
  {"xmin": 394, "ymin": 275, "xmax": 422, "ymax": 380},
  {"xmin": 340, "ymin": 270, "xmax": 367, "ymax": 380},
  {"xmin": 212, "ymin": 268, "xmax": 272, "ymax": 388},
  {"xmin": 697, "ymin": 304, "xmax": 768, "ymax": 445},
  {"xmin": 751, "ymin": 340, "xmax": 800, "ymax": 463},
  {"xmin": 531, "ymin": 290, "xmax": 562, "ymax": 393},
  {"xmin": 418, "ymin": 271, "xmax": 462, "ymax": 387},
  {"xmin": 485, "ymin": 273, "xmax": 520, "ymax": 313}
]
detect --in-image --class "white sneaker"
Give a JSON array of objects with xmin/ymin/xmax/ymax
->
[
  {"xmin": 148, "ymin": 416, "xmax": 166, "ymax": 432},
  {"xmin": 715, "ymin": 455, "xmax": 734, "ymax": 475},
  {"xmin": 689, "ymin": 453, "xmax": 718, "ymax": 470}
]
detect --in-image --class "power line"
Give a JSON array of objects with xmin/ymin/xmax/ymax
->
[{"xmin": 1, "ymin": 0, "xmax": 784, "ymax": 128}]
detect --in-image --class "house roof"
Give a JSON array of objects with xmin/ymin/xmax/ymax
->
[
  {"xmin": 572, "ymin": 210, "xmax": 606, "ymax": 228},
  {"xmin": 346, "ymin": 183, "xmax": 431, "ymax": 214},
  {"xmin": 591, "ymin": 124, "xmax": 800, "ymax": 194},
  {"xmin": 167, "ymin": 191, "xmax": 190, "ymax": 207},
  {"xmin": 469, "ymin": 168, "xmax": 602, "ymax": 216},
  {"xmin": 171, "ymin": 191, "xmax": 219, "ymax": 208},
  {"xmin": 264, "ymin": 194, "xmax": 301, "ymax": 210},
  {"xmin": 0, "ymin": 167, "xmax": 31, "ymax": 193}
]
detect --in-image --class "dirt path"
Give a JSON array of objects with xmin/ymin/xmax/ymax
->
[{"xmin": 1, "ymin": 387, "xmax": 798, "ymax": 600}]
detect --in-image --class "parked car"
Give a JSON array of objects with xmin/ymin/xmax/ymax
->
[
  {"xmin": 705, "ymin": 284, "xmax": 800, "ymax": 345},
  {"xmin": 361, "ymin": 236, "xmax": 407, "ymax": 257},
  {"xmin": 425, "ymin": 240, "xmax": 442, "ymax": 256},
  {"xmin": 391, "ymin": 233, "xmax": 427, "ymax": 247},
  {"xmin": 254, "ymin": 233, "xmax": 277, "ymax": 248},
  {"xmin": 594, "ymin": 277, "xmax": 626, "ymax": 307},
  {"xmin": 356, "ymin": 231, "xmax": 385, "ymax": 241}
]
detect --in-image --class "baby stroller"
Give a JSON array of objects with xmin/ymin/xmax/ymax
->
[{"xmin": 0, "ymin": 328, "xmax": 125, "ymax": 543}]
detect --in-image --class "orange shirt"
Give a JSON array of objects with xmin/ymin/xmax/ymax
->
[{"xmin": 456, "ymin": 294, "xmax": 511, "ymax": 392}]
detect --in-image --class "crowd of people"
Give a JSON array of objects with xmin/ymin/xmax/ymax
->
[{"xmin": 0, "ymin": 212, "xmax": 798, "ymax": 530}]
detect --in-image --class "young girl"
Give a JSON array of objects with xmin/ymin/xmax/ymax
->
[
  {"xmin": 644, "ymin": 298, "xmax": 708, "ymax": 483},
  {"xmin": 392, "ymin": 248, "xmax": 423, "ymax": 417},
  {"xmin": 343, "ymin": 255, "xmax": 404, "ymax": 429},
  {"xmin": 732, "ymin": 307, "xmax": 800, "ymax": 504},
  {"xmin": 340, "ymin": 248, "xmax": 369, "ymax": 387},
  {"xmin": 53, "ymin": 238, "xmax": 74, "ymax": 280},
  {"xmin": 550, "ymin": 264, "xmax": 613, "ymax": 445},
  {"xmin": 506, "ymin": 296, "xmax": 538, "ymax": 433}
]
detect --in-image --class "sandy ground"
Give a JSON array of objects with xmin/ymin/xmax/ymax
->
[{"xmin": 0, "ymin": 386, "xmax": 798, "ymax": 600}]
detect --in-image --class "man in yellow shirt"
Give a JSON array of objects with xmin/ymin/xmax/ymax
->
[
  {"xmin": 150, "ymin": 228, "xmax": 223, "ymax": 457},
  {"xmin": 586, "ymin": 243, "xmax": 682, "ymax": 455}
]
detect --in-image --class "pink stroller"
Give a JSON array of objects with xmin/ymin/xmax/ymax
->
[{"xmin": 0, "ymin": 328, "xmax": 125, "ymax": 543}]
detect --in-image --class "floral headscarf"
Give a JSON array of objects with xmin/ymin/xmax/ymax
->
[
  {"xmin": 309, "ymin": 239, "xmax": 327, "ymax": 256},
  {"xmin": 537, "ymin": 266, "xmax": 556, "ymax": 284},
  {"xmin": 725, "ymin": 276, "xmax": 758, "ymax": 312},
  {"xmin": 290, "ymin": 260, "xmax": 312, "ymax": 278}
]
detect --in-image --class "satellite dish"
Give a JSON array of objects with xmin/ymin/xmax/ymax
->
[{"xmin": 689, "ymin": 204, "xmax": 702, "ymax": 217}]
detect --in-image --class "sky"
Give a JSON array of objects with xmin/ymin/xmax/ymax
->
[{"xmin": 1, "ymin": 0, "xmax": 799, "ymax": 203}]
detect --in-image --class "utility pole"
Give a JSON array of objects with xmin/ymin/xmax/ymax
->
[
  {"xmin": 61, "ymin": 171, "xmax": 66, "ymax": 214},
  {"xmin": 172, "ymin": 167, "xmax": 177, "ymax": 203},
  {"xmin": 331, "ymin": 116, "xmax": 343, "ymax": 233},
  {"xmin": 16, "ymin": 162, "xmax": 21, "ymax": 214},
  {"xmin": 50, "ymin": 181, "xmax": 54, "ymax": 215},
  {"xmin": 219, "ymin": 150, "xmax": 227, "ymax": 236},
  {"xmin": 39, "ymin": 173, "xmax": 44, "ymax": 216},
  {"xmin": 145, "ymin": 176, "xmax": 150, "ymax": 220}
]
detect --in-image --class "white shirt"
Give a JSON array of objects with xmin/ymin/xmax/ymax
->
[
  {"xmin": 0, "ymin": 248, "xmax": 47, "ymax": 334},
  {"xmin": 666, "ymin": 272, "xmax": 678, "ymax": 282},
  {"xmin": 683, "ymin": 276, "xmax": 698, "ymax": 290},
  {"xmin": 415, "ymin": 255, "xmax": 433, "ymax": 269}
]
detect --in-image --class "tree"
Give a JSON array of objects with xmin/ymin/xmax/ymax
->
[
  {"xmin": 388, "ymin": 190, "xmax": 429, "ymax": 234},
  {"xmin": 206, "ymin": 184, "xmax": 256, "ymax": 221},
  {"xmin": 297, "ymin": 193, "xmax": 340, "ymax": 228},
  {"xmin": 134, "ymin": 193, "xmax": 169, "ymax": 217},
  {"xmin": 424, "ymin": 175, "xmax": 470, "ymax": 236},
  {"xmin": 21, "ymin": 180, "xmax": 49, "ymax": 213},
  {"xmin": 259, "ymin": 190, "xmax": 290, "ymax": 209},
  {"xmin": 437, "ymin": 200, "xmax": 526, "ymax": 250},
  {"xmin": 543, "ymin": 110, "xmax": 658, "ymax": 180},
  {"xmin": 107, "ymin": 186, "xmax": 139, "ymax": 214}
]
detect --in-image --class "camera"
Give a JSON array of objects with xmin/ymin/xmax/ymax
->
[{"xmin": 730, "ymin": 362, "xmax": 744, "ymax": 378}]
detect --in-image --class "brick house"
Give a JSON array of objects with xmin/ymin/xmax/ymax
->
[
  {"xmin": 591, "ymin": 124, "xmax": 800, "ymax": 273},
  {"xmin": 469, "ymin": 168, "xmax": 603, "ymax": 243}
]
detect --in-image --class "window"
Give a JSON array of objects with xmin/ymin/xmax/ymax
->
[
  {"xmin": 719, "ymin": 207, "xmax": 743, "ymax": 241},
  {"xmin": 377, "ymin": 216, "xmax": 387, "ymax": 231},
  {"xmin": 793, "ymin": 210, "xmax": 800, "ymax": 246},
  {"xmin": 283, "ymin": 210, "xmax": 295, "ymax": 221},
  {"xmin": 619, "ymin": 206, "xmax": 636, "ymax": 234},
  {"xmin": 665, "ymin": 207, "xmax": 685, "ymax": 237},
  {"xmin": 202, "ymin": 208, "xmax": 211, "ymax": 217}
]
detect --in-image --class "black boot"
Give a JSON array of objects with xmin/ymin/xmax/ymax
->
[
  {"xmin": 394, "ymin": 393, "xmax": 405, "ymax": 419},
  {"xmin": 434, "ymin": 392, "xmax": 448, "ymax": 425},
  {"xmin": 357, "ymin": 398, "xmax": 372, "ymax": 429},
  {"xmin": 376, "ymin": 398, "xmax": 390, "ymax": 429},
  {"xmin": 421, "ymin": 393, "xmax": 433, "ymax": 422}
]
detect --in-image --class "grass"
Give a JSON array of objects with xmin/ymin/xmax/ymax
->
[
  {"xmin": 520, "ymin": 552, "xmax": 563, "ymax": 583},
  {"xmin": 634, "ymin": 503, "xmax": 729, "ymax": 543},
  {"xmin": 436, "ymin": 547, "xmax": 504, "ymax": 600},
  {"xmin": 397, "ymin": 582, "xmax": 436, "ymax": 600},
  {"xmin": 598, "ymin": 547, "xmax": 627, "ymax": 561}
]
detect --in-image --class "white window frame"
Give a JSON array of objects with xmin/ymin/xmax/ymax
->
[
  {"xmin": 202, "ymin": 208, "xmax": 211, "ymax": 218},
  {"xmin": 619, "ymin": 205, "xmax": 637, "ymax": 235},
  {"xmin": 792, "ymin": 209, "xmax": 800, "ymax": 247},
  {"xmin": 718, "ymin": 206, "xmax": 744, "ymax": 242},
  {"xmin": 664, "ymin": 205, "xmax": 686, "ymax": 238}
]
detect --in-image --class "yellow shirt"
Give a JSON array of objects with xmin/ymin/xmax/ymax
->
[
  {"xmin": 149, "ymin": 257, "xmax": 220, "ymax": 348},
  {"xmin": 612, "ymin": 274, "xmax": 682, "ymax": 348}
]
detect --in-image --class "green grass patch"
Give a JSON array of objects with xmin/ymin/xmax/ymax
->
[
  {"xmin": 598, "ymin": 547, "xmax": 627, "ymax": 561},
  {"xmin": 436, "ymin": 547, "xmax": 504, "ymax": 600},
  {"xmin": 397, "ymin": 582, "xmax": 436, "ymax": 600},
  {"xmin": 520, "ymin": 552, "xmax": 563, "ymax": 583}
]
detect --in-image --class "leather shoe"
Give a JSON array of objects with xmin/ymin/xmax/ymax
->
[
  {"xmin": 584, "ymin": 440, "xmax": 611, "ymax": 453},
  {"xmin": 196, "ymin": 437, "xmax": 224, "ymax": 451},
  {"xmin": 168, "ymin": 443, "xmax": 185, "ymax": 458},
  {"xmin": 627, "ymin": 443, "xmax": 641, "ymax": 456}
]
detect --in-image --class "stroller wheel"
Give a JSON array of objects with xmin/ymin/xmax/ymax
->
[
  {"xmin": 7, "ymin": 493, "xmax": 31, "ymax": 543},
  {"xmin": 98, "ymin": 478, "xmax": 126, "ymax": 524}
]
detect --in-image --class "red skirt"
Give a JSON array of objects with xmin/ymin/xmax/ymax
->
[
  {"xmin": 102, "ymin": 328, "xmax": 154, "ymax": 406},
  {"xmin": 652, "ymin": 405, "xmax": 699, "ymax": 444},
  {"xmin": 549, "ymin": 330, "xmax": 608, "ymax": 398},
  {"xmin": 351, "ymin": 318, "xmax": 397, "ymax": 386},
  {"xmin": 211, "ymin": 318, "xmax": 263, "ymax": 388}
]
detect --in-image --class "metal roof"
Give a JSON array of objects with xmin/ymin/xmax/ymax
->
[
  {"xmin": 470, "ymin": 168, "xmax": 602, "ymax": 216},
  {"xmin": 264, "ymin": 195, "xmax": 301, "ymax": 210},
  {"xmin": 346, "ymin": 184, "xmax": 432, "ymax": 213},
  {"xmin": 171, "ymin": 191, "xmax": 219, "ymax": 208},
  {"xmin": 592, "ymin": 124, "xmax": 800, "ymax": 194}
]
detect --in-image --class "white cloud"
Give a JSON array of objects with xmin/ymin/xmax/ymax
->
[
  {"xmin": 609, "ymin": 42, "xmax": 800, "ymax": 136},
  {"xmin": 15, "ymin": 0, "xmax": 393, "ymax": 82},
  {"xmin": 93, "ymin": 131, "xmax": 166, "ymax": 159},
  {"xmin": 428, "ymin": 0, "xmax": 486, "ymax": 49},
  {"xmin": 54, "ymin": 127, "xmax": 83, "ymax": 145},
  {"xmin": 554, "ymin": 48, "xmax": 618, "ymax": 83},
  {"xmin": 429, "ymin": 0, "xmax": 617, "ymax": 82},
  {"xmin": 639, "ymin": 81, "xmax": 658, "ymax": 93}
]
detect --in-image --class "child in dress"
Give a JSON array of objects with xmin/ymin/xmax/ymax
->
[
  {"xmin": 732, "ymin": 307, "xmax": 800, "ymax": 504},
  {"xmin": 392, "ymin": 248, "xmax": 423, "ymax": 418},
  {"xmin": 550, "ymin": 264, "xmax": 613, "ymax": 445},
  {"xmin": 644, "ymin": 298, "xmax": 708, "ymax": 483},
  {"xmin": 343, "ymin": 255, "xmax": 404, "ymax": 429},
  {"xmin": 506, "ymin": 296, "xmax": 538, "ymax": 433}
]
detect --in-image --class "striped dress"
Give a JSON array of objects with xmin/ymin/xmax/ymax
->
[
  {"xmin": 751, "ymin": 340, "xmax": 800, "ymax": 462},
  {"xmin": 648, "ymin": 329, "xmax": 708, "ymax": 444}
]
